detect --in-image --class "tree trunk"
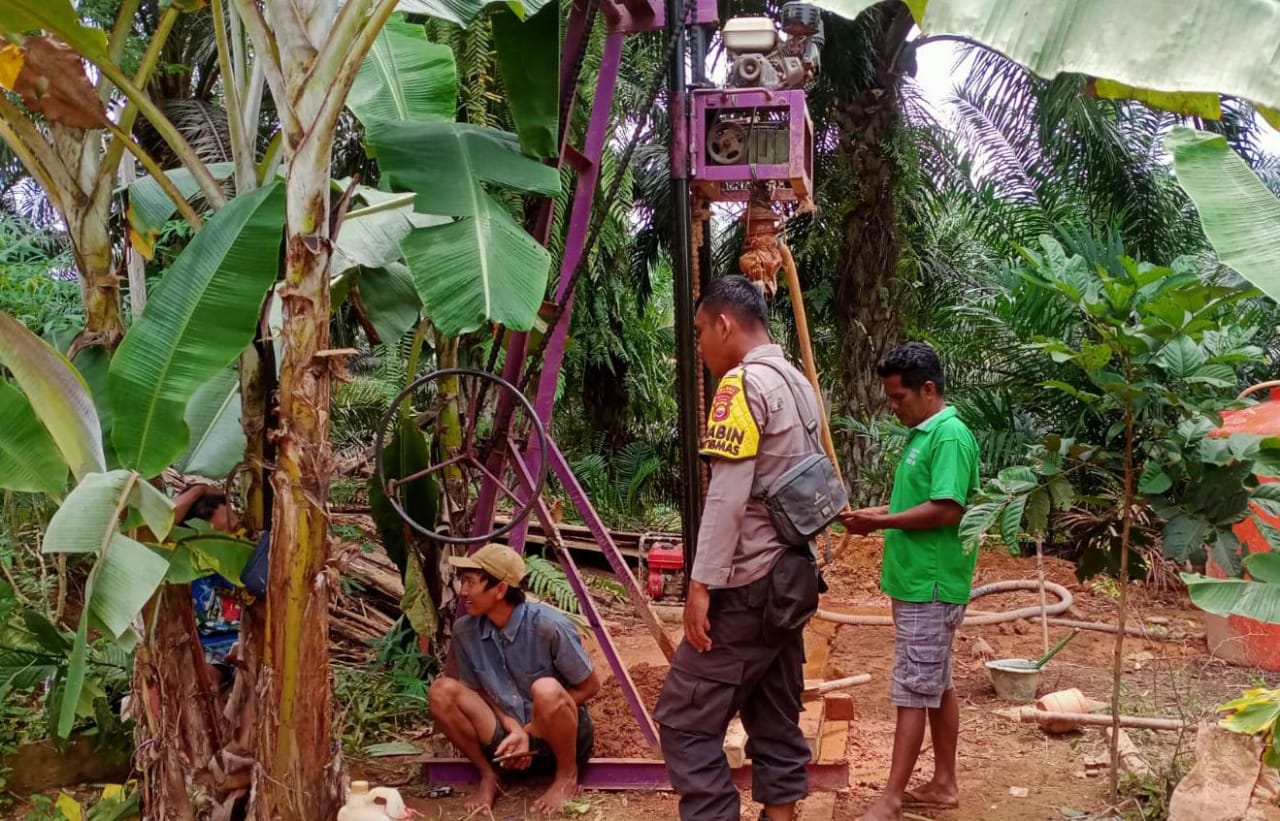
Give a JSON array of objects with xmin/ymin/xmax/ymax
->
[
  {"xmin": 434, "ymin": 332, "xmax": 468, "ymax": 526},
  {"xmin": 66, "ymin": 198, "xmax": 126, "ymax": 354},
  {"xmin": 832, "ymin": 6, "xmax": 913, "ymax": 502},
  {"xmin": 252, "ymin": 121, "xmax": 340, "ymax": 820},
  {"xmin": 133, "ymin": 587, "xmax": 225, "ymax": 819},
  {"xmin": 1109, "ymin": 400, "xmax": 1136, "ymax": 802}
]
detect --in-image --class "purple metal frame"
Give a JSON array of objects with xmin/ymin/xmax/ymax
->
[
  {"xmin": 432, "ymin": 0, "xmax": 781, "ymax": 794},
  {"xmin": 438, "ymin": 0, "xmax": 694, "ymax": 790},
  {"xmin": 422, "ymin": 758, "xmax": 851, "ymax": 793},
  {"xmin": 507, "ymin": 446, "xmax": 661, "ymax": 750},
  {"xmin": 690, "ymin": 88, "xmax": 814, "ymax": 205}
]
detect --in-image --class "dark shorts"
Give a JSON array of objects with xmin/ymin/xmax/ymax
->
[
  {"xmin": 890, "ymin": 597, "xmax": 966, "ymax": 709},
  {"xmin": 482, "ymin": 704, "xmax": 594, "ymax": 777}
]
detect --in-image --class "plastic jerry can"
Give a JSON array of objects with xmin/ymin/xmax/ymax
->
[{"xmin": 337, "ymin": 780, "xmax": 416, "ymax": 821}]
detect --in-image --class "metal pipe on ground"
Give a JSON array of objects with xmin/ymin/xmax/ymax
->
[{"xmin": 1018, "ymin": 708, "xmax": 1187, "ymax": 732}]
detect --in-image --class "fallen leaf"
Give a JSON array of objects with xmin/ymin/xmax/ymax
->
[{"xmin": 55, "ymin": 792, "xmax": 83, "ymax": 821}]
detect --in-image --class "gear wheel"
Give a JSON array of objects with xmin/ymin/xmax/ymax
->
[{"xmin": 707, "ymin": 120, "xmax": 748, "ymax": 165}]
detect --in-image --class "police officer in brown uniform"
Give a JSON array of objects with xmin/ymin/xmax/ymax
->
[{"xmin": 656, "ymin": 275, "xmax": 825, "ymax": 821}]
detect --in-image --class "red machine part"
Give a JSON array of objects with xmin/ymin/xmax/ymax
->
[{"xmin": 644, "ymin": 540, "xmax": 685, "ymax": 600}]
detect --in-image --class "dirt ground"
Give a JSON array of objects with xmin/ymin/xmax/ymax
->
[
  {"xmin": 372, "ymin": 536, "xmax": 1280, "ymax": 821},
  {"xmin": 12, "ymin": 529, "xmax": 1276, "ymax": 820}
]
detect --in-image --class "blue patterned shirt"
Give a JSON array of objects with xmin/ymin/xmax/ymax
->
[{"xmin": 453, "ymin": 602, "xmax": 593, "ymax": 724}]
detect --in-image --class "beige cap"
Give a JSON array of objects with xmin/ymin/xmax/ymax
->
[{"xmin": 448, "ymin": 543, "xmax": 526, "ymax": 588}]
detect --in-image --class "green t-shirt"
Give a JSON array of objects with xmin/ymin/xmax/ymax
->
[{"xmin": 881, "ymin": 405, "xmax": 980, "ymax": 604}]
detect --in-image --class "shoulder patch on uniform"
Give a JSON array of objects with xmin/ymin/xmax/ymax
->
[{"xmin": 700, "ymin": 371, "xmax": 759, "ymax": 460}]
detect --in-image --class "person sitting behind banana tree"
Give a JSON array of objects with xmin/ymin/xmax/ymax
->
[{"xmin": 172, "ymin": 484, "xmax": 244, "ymax": 680}]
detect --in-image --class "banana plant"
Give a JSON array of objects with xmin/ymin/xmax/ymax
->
[
  {"xmin": 813, "ymin": 0, "xmax": 1280, "ymax": 124},
  {"xmin": 3, "ymin": 0, "xmax": 559, "ymax": 814},
  {"xmin": 173, "ymin": 13, "xmax": 559, "ymax": 479},
  {"xmin": 349, "ymin": 13, "xmax": 560, "ymax": 336},
  {"xmin": 0, "ymin": 0, "xmax": 229, "ymax": 349},
  {"xmin": 0, "ymin": 183, "xmax": 284, "ymax": 734}
]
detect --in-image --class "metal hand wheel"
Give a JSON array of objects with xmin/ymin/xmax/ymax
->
[{"xmin": 373, "ymin": 367, "xmax": 549, "ymax": 545}]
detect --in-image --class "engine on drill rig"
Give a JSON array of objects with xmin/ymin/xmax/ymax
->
[
  {"xmin": 699, "ymin": 2, "xmax": 823, "ymax": 180},
  {"xmin": 722, "ymin": 2, "xmax": 824, "ymax": 91}
]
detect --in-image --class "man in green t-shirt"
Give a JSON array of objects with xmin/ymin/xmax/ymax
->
[{"xmin": 840, "ymin": 342, "xmax": 979, "ymax": 821}]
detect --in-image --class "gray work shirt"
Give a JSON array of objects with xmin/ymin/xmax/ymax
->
[
  {"xmin": 692, "ymin": 343, "xmax": 823, "ymax": 589},
  {"xmin": 453, "ymin": 601, "xmax": 594, "ymax": 724}
]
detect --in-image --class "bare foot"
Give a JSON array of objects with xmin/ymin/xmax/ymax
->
[
  {"xmin": 466, "ymin": 774, "xmax": 499, "ymax": 812},
  {"xmin": 531, "ymin": 774, "xmax": 579, "ymax": 814},
  {"xmin": 905, "ymin": 780, "xmax": 959, "ymax": 808},
  {"xmin": 856, "ymin": 793, "xmax": 902, "ymax": 821}
]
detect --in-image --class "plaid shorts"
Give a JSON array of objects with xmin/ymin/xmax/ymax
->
[{"xmin": 890, "ymin": 598, "xmax": 966, "ymax": 709}]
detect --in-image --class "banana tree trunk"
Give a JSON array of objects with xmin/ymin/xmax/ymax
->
[
  {"xmin": 253, "ymin": 124, "xmax": 340, "ymax": 821},
  {"xmin": 434, "ymin": 332, "xmax": 467, "ymax": 521},
  {"xmin": 133, "ymin": 587, "xmax": 225, "ymax": 820},
  {"xmin": 66, "ymin": 197, "xmax": 126, "ymax": 353}
]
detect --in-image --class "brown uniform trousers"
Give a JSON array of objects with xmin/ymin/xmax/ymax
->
[{"xmin": 655, "ymin": 550, "xmax": 819, "ymax": 820}]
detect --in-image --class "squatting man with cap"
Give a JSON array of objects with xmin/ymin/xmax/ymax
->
[{"xmin": 428, "ymin": 544, "xmax": 600, "ymax": 814}]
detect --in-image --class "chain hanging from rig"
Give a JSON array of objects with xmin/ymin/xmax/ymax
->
[{"xmin": 690, "ymin": 194, "xmax": 711, "ymax": 499}]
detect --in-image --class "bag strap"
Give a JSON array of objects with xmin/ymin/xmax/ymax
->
[{"xmin": 743, "ymin": 358, "xmax": 824, "ymax": 455}]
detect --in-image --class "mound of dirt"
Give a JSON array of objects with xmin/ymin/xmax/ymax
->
[{"xmin": 588, "ymin": 662, "xmax": 666, "ymax": 759}]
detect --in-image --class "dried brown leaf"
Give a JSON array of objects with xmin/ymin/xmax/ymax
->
[{"xmin": 13, "ymin": 36, "xmax": 107, "ymax": 129}]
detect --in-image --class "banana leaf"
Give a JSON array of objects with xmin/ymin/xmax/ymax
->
[{"xmin": 109, "ymin": 183, "xmax": 284, "ymax": 478}]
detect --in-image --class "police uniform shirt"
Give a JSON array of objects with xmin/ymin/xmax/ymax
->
[{"xmin": 692, "ymin": 343, "xmax": 822, "ymax": 590}]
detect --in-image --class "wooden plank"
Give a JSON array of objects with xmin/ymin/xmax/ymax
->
[
  {"xmin": 723, "ymin": 717, "xmax": 748, "ymax": 768},
  {"xmin": 817, "ymin": 719, "xmax": 849, "ymax": 764},
  {"xmin": 823, "ymin": 693, "xmax": 856, "ymax": 721},
  {"xmin": 800, "ymin": 699, "xmax": 825, "ymax": 762}
]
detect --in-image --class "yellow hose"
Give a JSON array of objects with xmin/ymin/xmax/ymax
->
[{"xmin": 778, "ymin": 239, "xmax": 852, "ymax": 560}]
